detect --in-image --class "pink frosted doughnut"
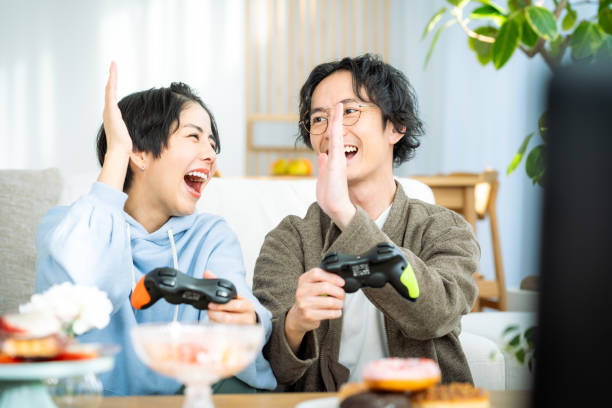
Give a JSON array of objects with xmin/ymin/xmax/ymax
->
[{"xmin": 362, "ymin": 358, "xmax": 441, "ymax": 391}]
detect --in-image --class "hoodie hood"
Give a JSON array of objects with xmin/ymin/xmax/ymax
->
[{"xmin": 123, "ymin": 212, "xmax": 198, "ymax": 242}]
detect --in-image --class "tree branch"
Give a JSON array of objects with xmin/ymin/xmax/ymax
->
[
  {"xmin": 555, "ymin": 34, "xmax": 572, "ymax": 64},
  {"xmin": 539, "ymin": 47, "xmax": 557, "ymax": 68},
  {"xmin": 554, "ymin": 0, "xmax": 569, "ymax": 19},
  {"xmin": 453, "ymin": 9, "xmax": 495, "ymax": 43}
]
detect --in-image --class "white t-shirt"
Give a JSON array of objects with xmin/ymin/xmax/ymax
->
[{"xmin": 338, "ymin": 205, "xmax": 392, "ymax": 382}]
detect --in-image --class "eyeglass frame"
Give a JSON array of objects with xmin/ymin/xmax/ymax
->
[{"xmin": 300, "ymin": 102, "xmax": 379, "ymax": 136}]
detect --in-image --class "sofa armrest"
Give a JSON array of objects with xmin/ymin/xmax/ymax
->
[
  {"xmin": 462, "ymin": 312, "xmax": 536, "ymax": 390},
  {"xmin": 459, "ymin": 331, "xmax": 505, "ymax": 390}
]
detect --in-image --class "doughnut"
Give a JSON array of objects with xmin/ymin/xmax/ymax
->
[
  {"xmin": 362, "ymin": 358, "xmax": 441, "ymax": 392},
  {"xmin": 339, "ymin": 390, "xmax": 411, "ymax": 408},
  {"xmin": 411, "ymin": 383, "xmax": 490, "ymax": 408},
  {"xmin": 338, "ymin": 381, "xmax": 371, "ymax": 401}
]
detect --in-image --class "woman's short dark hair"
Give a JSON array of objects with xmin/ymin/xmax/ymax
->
[
  {"xmin": 298, "ymin": 54, "xmax": 424, "ymax": 166},
  {"xmin": 96, "ymin": 82, "xmax": 220, "ymax": 191}
]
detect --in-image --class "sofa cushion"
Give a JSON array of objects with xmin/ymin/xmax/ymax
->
[
  {"xmin": 197, "ymin": 177, "xmax": 435, "ymax": 286},
  {"xmin": 0, "ymin": 168, "xmax": 62, "ymax": 314}
]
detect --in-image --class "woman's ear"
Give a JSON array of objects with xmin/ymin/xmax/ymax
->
[{"xmin": 129, "ymin": 151, "xmax": 147, "ymax": 172}]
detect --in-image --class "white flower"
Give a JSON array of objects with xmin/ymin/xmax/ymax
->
[{"xmin": 20, "ymin": 283, "xmax": 113, "ymax": 336}]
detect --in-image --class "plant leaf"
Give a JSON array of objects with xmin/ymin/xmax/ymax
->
[
  {"xmin": 526, "ymin": 145, "xmax": 546, "ymax": 186},
  {"xmin": 471, "ymin": 5, "xmax": 507, "ymax": 26},
  {"xmin": 600, "ymin": 0, "xmax": 612, "ymax": 13},
  {"xmin": 596, "ymin": 34, "xmax": 612, "ymax": 60},
  {"xmin": 525, "ymin": 6, "xmax": 558, "ymax": 40},
  {"xmin": 515, "ymin": 348, "xmax": 526, "ymax": 364},
  {"xmin": 507, "ymin": 132, "xmax": 534, "ymax": 175},
  {"xmin": 423, "ymin": 7, "xmax": 447, "ymax": 39},
  {"xmin": 570, "ymin": 21, "xmax": 606, "ymax": 60},
  {"xmin": 562, "ymin": 8, "xmax": 577, "ymax": 31},
  {"xmin": 508, "ymin": 334, "xmax": 521, "ymax": 347},
  {"xmin": 524, "ymin": 326, "xmax": 538, "ymax": 349},
  {"xmin": 600, "ymin": 7, "xmax": 612, "ymax": 35},
  {"xmin": 538, "ymin": 111, "xmax": 547, "ymax": 141},
  {"xmin": 447, "ymin": 0, "xmax": 470, "ymax": 7},
  {"xmin": 549, "ymin": 35, "xmax": 564, "ymax": 58},
  {"xmin": 492, "ymin": 13, "xmax": 522, "ymax": 69},
  {"xmin": 503, "ymin": 324, "xmax": 520, "ymax": 336},
  {"xmin": 469, "ymin": 26, "xmax": 498, "ymax": 65},
  {"xmin": 509, "ymin": 0, "xmax": 532, "ymax": 12},
  {"xmin": 522, "ymin": 17, "xmax": 539, "ymax": 47},
  {"xmin": 424, "ymin": 20, "xmax": 456, "ymax": 69}
]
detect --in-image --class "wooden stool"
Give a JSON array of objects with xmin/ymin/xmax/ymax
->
[{"xmin": 412, "ymin": 170, "xmax": 506, "ymax": 311}]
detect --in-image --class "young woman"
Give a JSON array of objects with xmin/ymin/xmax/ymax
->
[{"xmin": 35, "ymin": 63, "xmax": 276, "ymax": 395}]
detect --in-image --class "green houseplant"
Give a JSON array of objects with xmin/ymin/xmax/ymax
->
[
  {"xmin": 423, "ymin": 0, "xmax": 612, "ymax": 186},
  {"xmin": 423, "ymin": 0, "xmax": 612, "ymax": 372}
]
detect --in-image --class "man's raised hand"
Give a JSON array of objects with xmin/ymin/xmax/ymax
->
[{"xmin": 316, "ymin": 103, "xmax": 356, "ymax": 230}]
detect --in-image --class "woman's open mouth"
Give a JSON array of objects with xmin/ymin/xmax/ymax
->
[{"xmin": 184, "ymin": 170, "xmax": 208, "ymax": 199}]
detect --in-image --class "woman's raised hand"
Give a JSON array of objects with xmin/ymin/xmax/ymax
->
[
  {"xmin": 103, "ymin": 62, "xmax": 132, "ymax": 156},
  {"xmin": 97, "ymin": 62, "xmax": 133, "ymax": 191}
]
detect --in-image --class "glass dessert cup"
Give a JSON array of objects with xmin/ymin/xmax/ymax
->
[{"xmin": 131, "ymin": 322, "xmax": 264, "ymax": 408}]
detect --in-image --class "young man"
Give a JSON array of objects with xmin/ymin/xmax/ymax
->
[{"xmin": 252, "ymin": 54, "xmax": 480, "ymax": 392}]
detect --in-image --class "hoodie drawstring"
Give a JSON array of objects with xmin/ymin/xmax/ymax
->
[
  {"xmin": 167, "ymin": 229, "xmax": 180, "ymax": 322},
  {"xmin": 127, "ymin": 224, "xmax": 180, "ymax": 322}
]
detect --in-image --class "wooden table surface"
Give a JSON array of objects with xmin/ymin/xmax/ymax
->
[{"xmin": 99, "ymin": 390, "xmax": 531, "ymax": 408}]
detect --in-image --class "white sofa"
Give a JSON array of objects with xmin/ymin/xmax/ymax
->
[{"xmin": 0, "ymin": 168, "xmax": 535, "ymax": 390}]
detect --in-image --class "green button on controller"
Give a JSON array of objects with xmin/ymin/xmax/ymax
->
[{"xmin": 400, "ymin": 263, "xmax": 419, "ymax": 299}]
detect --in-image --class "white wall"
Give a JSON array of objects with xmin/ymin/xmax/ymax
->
[
  {"xmin": 0, "ymin": 0, "xmax": 245, "ymax": 175},
  {"xmin": 0, "ymin": 0, "xmax": 546, "ymax": 288}
]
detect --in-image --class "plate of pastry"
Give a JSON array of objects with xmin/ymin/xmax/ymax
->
[{"xmin": 296, "ymin": 358, "xmax": 491, "ymax": 408}]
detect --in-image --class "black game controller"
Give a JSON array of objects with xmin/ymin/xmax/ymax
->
[
  {"xmin": 130, "ymin": 267, "xmax": 237, "ymax": 310},
  {"xmin": 319, "ymin": 242, "xmax": 419, "ymax": 301}
]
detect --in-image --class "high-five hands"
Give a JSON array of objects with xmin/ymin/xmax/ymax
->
[
  {"xmin": 316, "ymin": 103, "xmax": 356, "ymax": 230},
  {"xmin": 97, "ymin": 61, "xmax": 134, "ymax": 191},
  {"xmin": 284, "ymin": 268, "xmax": 345, "ymax": 354},
  {"xmin": 205, "ymin": 270, "xmax": 257, "ymax": 325}
]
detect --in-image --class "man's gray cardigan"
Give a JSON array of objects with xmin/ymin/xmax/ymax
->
[{"xmin": 253, "ymin": 182, "xmax": 480, "ymax": 392}]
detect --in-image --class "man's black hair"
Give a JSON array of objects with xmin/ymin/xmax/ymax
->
[
  {"xmin": 298, "ymin": 53, "xmax": 424, "ymax": 166},
  {"xmin": 96, "ymin": 82, "xmax": 220, "ymax": 191}
]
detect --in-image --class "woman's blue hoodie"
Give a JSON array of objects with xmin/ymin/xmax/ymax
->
[{"xmin": 34, "ymin": 182, "xmax": 277, "ymax": 395}]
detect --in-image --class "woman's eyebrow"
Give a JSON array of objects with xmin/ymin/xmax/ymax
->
[{"xmin": 182, "ymin": 123, "xmax": 204, "ymax": 133}]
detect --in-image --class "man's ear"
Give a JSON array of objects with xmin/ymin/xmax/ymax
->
[
  {"xmin": 129, "ymin": 151, "xmax": 148, "ymax": 172},
  {"xmin": 386, "ymin": 121, "xmax": 405, "ymax": 145}
]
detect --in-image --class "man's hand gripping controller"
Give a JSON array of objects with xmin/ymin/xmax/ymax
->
[
  {"xmin": 130, "ymin": 267, "xmax": 237, "ymax": 310},
  {"xmin": 319, "ymin": 242, "xmax": 419, "ymax": 301}
]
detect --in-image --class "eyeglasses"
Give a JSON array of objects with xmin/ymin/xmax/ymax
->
[{"xmin": 301, "ymin": 103, "xmax": 378, "ymax": 135}]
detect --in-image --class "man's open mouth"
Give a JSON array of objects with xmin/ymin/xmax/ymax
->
[
  {"xmin": 184, "ymin": 170, "xmax": 208, "ymax": 198},
  {"xmin": 344, "ymin": 145, "xmax": 358, "ymax": 160},
  {"xmin": 324, "ymin": 145, "xmax": 358, "ymax": 159}
]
